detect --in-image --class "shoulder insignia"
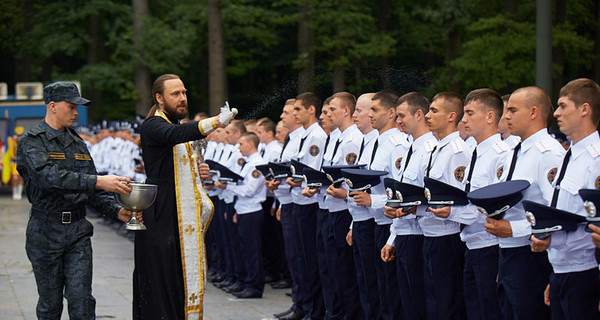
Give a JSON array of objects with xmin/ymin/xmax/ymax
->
[
  {"xmin": 389, "ymin": 135, "xmax": 401, "ymax": 146},
  {"xmin": 252, "ymin": 169, "xmax": 261, "ymax": 179},
  {"xmin": 237, "ymin": 158, "xmax": 246, "ymax": 167},
  {"xmin": 587, "ymin": 144, "xmax": 600, "ymax": 158},
  {"xmin": 454, "ymin": 166, "xmax": 466, "ymax": 182},
  {"xmin": 451, "ymin": 138, "xmax": 464, "ymax": 154},
  {"xmin": 74, "ymin": 153, "xmax": 91, "ymax": 161},
  {"xmin": 493, "ymin": 141, "xmax": 509, "ymax": 154},
  {"xmin": 309, "ymin": 145, "xmax": 320, "ymax": 156},
  {"xmin": 496, "ymin": 166, "xmax": 504, "ymax": 180},
  {"xmin": 48, "ymin": 152, "xmax": 66, "ymax": 160},
  {"xmin": 547, "ymin": 167, "xmax": 558, "ymax": 184},
  {"xmin": 346, "ymin": 152, "xmax": 357, "ymax": 165},
  {"xmin": 346, "ymin": 132, "xmax": 354, "ymax": 143},
  {"xmin": 395, "ymin": 157, "xmax": 403, "ymax": 170},
  {"xmin": 425, "ymin": 139, "xmax": 437, "ymax": 152},
  {"xmin": 536, "ymin": 140, "xmax": 550, "ymax": 153}
]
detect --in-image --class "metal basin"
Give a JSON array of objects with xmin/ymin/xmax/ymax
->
[{"xmin": 115, "ymin": 183, "xmax": 158, "ymax": 212}]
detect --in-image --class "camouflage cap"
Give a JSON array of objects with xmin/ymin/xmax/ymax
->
[{"xmin": 43, "ymin": 81, "xmax": 90, "ymax": 105}]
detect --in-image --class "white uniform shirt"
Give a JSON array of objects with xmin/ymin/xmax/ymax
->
[
  {"xmin": 325, "ymin": 125, "xmax": 363, "ymax": 213},
  {"xmin": 499, "ymin": 129, "xmax": 565, "ymax": 248},
  {"xmin": 291, "ymin": 122, "xmax": 327, "ymax": 205},
  {"xmin": 348, "ymin": 129, "xmax": 379, "ymax": 222},
  {"xmin": 460, "ymin": 134, "xmax": 509, "ymax": 249},
  {"xmin": 227, "ymin": 152, "xmax": 267, "ymax": 214},
  {"xmin": 221, "ymin": 144, "xmax": 243, "ymax": 204},
  {"xmin": 317, "ymin": 129, "xmax": 340, "ymax": 210},
  {"xmin": 273, "ymin": 126, "xmax": 305, "ymax": 205},
  {"xmin": 546, "ymin": 131, "xmax": 600, "ymax": 273},
  {"xmin": 504, "ymin": 135, "xmax": 521, "ymax": 149},
  {"xmin": 368, "ymin": 128, "xmax": 409, "ymax": 225},
  {"xmin": 261, "ymin": 140, "xmax": 283, "ymax": 199},
  {"xmin": 418, "ymin": 131, "xmax": 477, "ymax": 237}
]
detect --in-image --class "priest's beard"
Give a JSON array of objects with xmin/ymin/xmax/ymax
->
[{"xmin": 163, "ymin": 99, "xmax": 188, "ymax": 120}]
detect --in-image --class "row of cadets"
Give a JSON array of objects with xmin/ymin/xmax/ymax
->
[
  {"xmin": 268, "ymin": 99, "xmax": 306, "ymax": 320},
  {"xmin": 459, "ymin": 89, "xmax": 511, "ymax": 320},
  {"xmin": 528, "ymin": 79, "xmax": 600, "ymax": 319},
  {"xmin": 420, "ymin": 92, "xmax": 476, "ymax": 319},
  {"xmin": 382, "ymin": 92, "xmax": 437, "ymax": 320},
  {"xmin": 214, "ymin": 132, "xmax": 268, "ymax": 298},
  {"xmin": 322, "ymin": 92, "xmax": 364, "ymax": 319},
  {"xmin": 492, "ymin": 86, "xmax": 564, "ymax": 319},
  {"xmin": 254, "ymin": 119, "xmax": 289, "ymax": 287},
  {"xmin": 354, "ymin": 90, "xmax": 409, "ymax": 319},
  {"xmin": 285, "ymin": 92, "xmax": 328, "ymax": 320}
]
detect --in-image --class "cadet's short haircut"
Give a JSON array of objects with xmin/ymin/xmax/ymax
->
[
  {"xmin": 285, "ymin": 99, "xmax": 296, "ymax": 106},
  {"xmin": 501, "ymin": 94, "xmax": 511, "ymax": 104},
  {"xmin": 296, "ymin": 92, "xmax": 322, "ymax": 116},
  {"xmin": 559, "ymin": 78, "xmax": 600, "ymax": 125},
  {"xmin": 465, "ymin": 88, "xmax": 504, "ymax": 126},
  {"xmin": 259, "ymin": 119, "xmax": 276, "ymax": 136},
  {"xmin": 372, "ymin": 89, "xmax": 400, "ymax": 110},
  {"xmin": 257, "ymin": 117, "xmax": 270, "ymax": 126},
  {"xmin": 397, "ymin": 92, "xmax": 429, "ymax": 115},
  {"xmin": 323, "ymin": 96, "xmax": 333, "ymax": 106},
  {"xmin": 432, "ymin": 92, "xmax": 464, "ymax": 126},
  {"xmin": 512, "ymin": 86, "xmax": 553, "ymax": 124},
  {"xmin": 230, "ymin": 119, "xmax": 247, "ymax": 134},
  {"xmin": 331, "ymin": 92, "xmax": 357, "ymax": 114},
  {"xmin": 241, "ymin": 132, "xmax": 259, "ymax": 148}
]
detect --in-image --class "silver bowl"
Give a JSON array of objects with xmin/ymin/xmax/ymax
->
[
  {"xmin": 115, "ymin": 183, "xmax": 158, "ymax": 211},
  {"xmin": 115, "ymin": 183, "xmax": 157, "ymax": 231}
]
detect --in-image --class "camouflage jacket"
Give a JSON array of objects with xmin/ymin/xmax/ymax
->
[{"xmin": 16, "ymin": 120, "xmax": 121, "ymax": 219}]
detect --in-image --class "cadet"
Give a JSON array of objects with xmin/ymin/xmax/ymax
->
[
  {"xmin": 216, "ymin": 132, "xmax": 267, "ymax": 298},
  {"xmin": 383, "ymin": 92, "xmax": 435, "ymax": 320},
  {"xmin": 491, "ymin": 86, "xmax": 564, "ymax": 319},
  {"xmin": 353, "ymin": 93, "xmax": 378, "ymax": 166},
  {"xmin": 530, "ymin": 78, "xmax": 600, "ymax": 319},
  {"xmin": 17, "ymin": 81, "xmax": 136, "ymax": 319},
  {"xmin": 421, "ymin": 92, "xmax": 475, "ymax": 319},
  {"xmin": 286, "ymin": 92, "xmax": 327, "ymax": 320},
  {"xmin": 460, "ymin": 89, "xmax": 508, "ymax": 319}
]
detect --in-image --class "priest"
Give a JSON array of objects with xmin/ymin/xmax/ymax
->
[{"xmin": 134, "ymin": 74, "xmax": 237, "ymax": 320}]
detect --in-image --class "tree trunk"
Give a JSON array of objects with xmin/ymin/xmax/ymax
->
[
  {"xmin": 14, "ymin": 0, "xmax": 33, "ymax": 83},
  {"xmin": 593, "ymin": 1, "xmax": 600, "ymax": 84},
  {"xmin": 378, "ymin": 0, "xmax": 392, "ymax": 89},
  {"xmin": 133, "ymin": 0, "xmax": 152, "ymax": 117},
  {"xmin": 208, "ymin": 0, "xmax": 228, "ymax": 116},
  {"xmin": 506, "ymin": 0, "xmax": 518, "ymax": 16},
  {"xmin": 552, "ymin": 0, "xmax": 566, "ymax": 102},
  {"xmin": 297, "ymin": 3, "xmax": 315, "ymax": 93},
  {"xmin": 86, "ymin": 13, "xmax": 103, "ymax": 120}
]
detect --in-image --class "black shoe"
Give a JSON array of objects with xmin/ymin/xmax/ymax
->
[
  {"xmin": 264, "ymin": 274, "xmax": 278, "ymax": 283},
  {"xmin": 273, "ymin": 308, "xmax": 293, "ymax": 318},
  {"xmin": 271, "ymin": 279, "xmax": 292, "ymax": 289},
  {"xmin": 285, "ymin": 292, "xmax": 292, "ymax": 297},
  {"xmin": 210, "ymin": 274, "xmax": 225, "ymax": 283},
  {"xmin": 224, "ymin": 282, "xmax": 244, "ymax": 293},
  {"xmin": 279, "ymin": 311, "xmax": 305, "ymax": 320},
  {"xmin": 214, "ymin": 279, "xmax": 233, "ymax": 288},
  {"xmin": 233, "ymin": 289, "xmax": 262, "ymax": 298}
]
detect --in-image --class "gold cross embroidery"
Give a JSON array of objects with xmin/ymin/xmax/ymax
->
[
  {"xmin": 180, "ymin": 155, "xmax": 189, "ymax": 165},
  {"xmin": 184, "ymin": 224, "xmax": 195, "ymax": 235},
  {"xmin": 189, "ymin": 293, "xmax": 198, "ymax": 303}
]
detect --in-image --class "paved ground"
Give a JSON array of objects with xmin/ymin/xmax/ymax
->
[{"xmin": 0, "ymin": 195, "xmax": 291, "ymax": 319}]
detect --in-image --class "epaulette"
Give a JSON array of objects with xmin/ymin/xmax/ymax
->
[
  {"xmin": 424, "ymin": 138, "xmax": 437, "ymax": 152},
  {"xmin": 28, "ymin": 125, "xmax": 44, "ymax": 136},
  {"xmin": 492, "ymin": 140, "xmax": 510, "ymax": 154},
  {"xmin": 450, "ymin": 138, "xmax": 465, "ymax": 154},
  {"xmin": 587, "ymin": 144, "xmax": 600, "ymax": 158},
  {"xmin": 389, "ymin": 134, "xmax": 403, "ymax": 146},
  {"xmin": 536, "ymin": 140, "xmax": 551, "ymax": 153},
  {"xmin": 68, "ymin": 127, "xmax": 84, "ymax": 142},
  {"xmin": 345, "ymin": 131, "xmax": 354, "ymax": 143}
]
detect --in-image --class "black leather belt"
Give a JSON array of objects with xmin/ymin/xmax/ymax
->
[{"xmin": 31, "ymin": 207, "xmax": 86, "ymax": 224}]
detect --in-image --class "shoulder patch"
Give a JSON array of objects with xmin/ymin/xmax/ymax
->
[
  {"xmin": 536, "ymin": 140, "xmax": 550, "ymax": 153},
  {"xmin": 587, "ymin": 144, "xmax": 600, "ymax": 158},
  {"xmin": 237, "ymin": 158, "xmax": 246, "ymax": 167},
  {"xmin": 309, "ymin": 145, "xmax": 320, "ymax": 157},
  {"xmin": 547, "ymin": 167, "xmax": 558, "ymax": 184},
  {"xmin": 496, "ymin": 166, "xmax": 504, "ymax": 180},
  {"xmin": 451, "ymin": 138, "xmax": 465, "ymax": 154},
  {"xmin": 454, "ymin": 166, "xmax": 466, "ymax": 182},
  {"xmin": 493, "ymin": 141, "xmax": 510, "ymax": 154},
  {"xmin": 594, "ymin": 176, "xmax": 600, "ymax": 189},
  {"xmin": 395, "ymin": 157, "xmax": 403, "ymax": 170},
  {"xmin": 252, "ymin": 169, "xmax": 261, "ymax": 179},
  {"xmin": 345, "ymin": 152, "xmax": 357, "ymax": 165}
]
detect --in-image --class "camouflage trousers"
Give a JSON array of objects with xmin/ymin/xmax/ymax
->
[{"xmin": 26, "ymin": 215, "xmax": 96, "ymax": 320}]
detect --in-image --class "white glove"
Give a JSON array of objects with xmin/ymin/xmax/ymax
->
[{"xmin": 218, "ymin": 101, "xmax": 238, "ymax": 126}]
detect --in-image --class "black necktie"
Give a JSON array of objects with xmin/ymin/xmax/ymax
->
[
  {"xmin": 400, "ymin": 145, "xmax": 413, "ymax": 181},
  {"xmin": 299, "ymin": 136, "xmax": 307, "ymax": 154},
  {"xmin": 369, "ymin": 139, "xmax": 379, "ymax": 168},
  {"xmin": 425, "ymin": 146, "xmax": 438, "ymax": 177},
  {"xmin": 279, "ymin": 136, "xmax": 290, "ymax": 160},
  {"xmin": 550, "ymin": 148, "xmax": 572, "ymax": 207},
  {"xmin": 321, "ymin": 135, "xmax": 331, "ymax": 167},
  {"xmin": 505, "ymin": 142, "xmax": 522, "ymax": 181},
  {"xmin": 218, "ymin": 148, "xmax": 225, "ymax": 161},
  {"xmin": 331, "ymin": 139, "xmax": 342, "ymax": 162},
  {"xmin": 358, "ymin": 138, "xmax": 365, "ymax": 160},
  {"xmin": 465, "ymin": 148, "xmax": 477, "ymax": 192},
  {"xmin": 260, "ymin": 148, "xmax": 265, "ymax": 157}
]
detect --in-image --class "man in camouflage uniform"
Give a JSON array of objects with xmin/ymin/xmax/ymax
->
[{"xmin": 16, "ymin": 81, "xmax": 136, "ymax": 320}]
